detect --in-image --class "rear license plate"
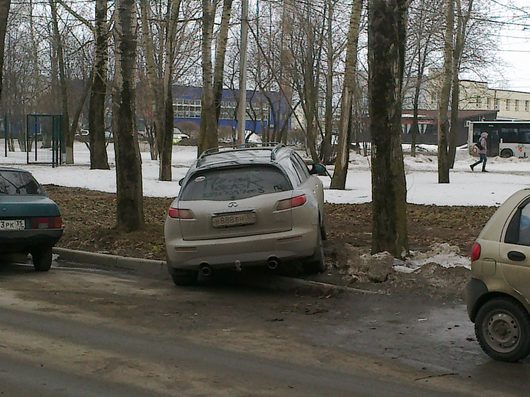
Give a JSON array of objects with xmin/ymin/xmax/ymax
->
[
  {"xmin": 0, "ymin": 219, "xmax": 25, "ymax": 231},
  {"xmin": 212, "ymin": 212, "xmax": 256, "ymax": 228}
]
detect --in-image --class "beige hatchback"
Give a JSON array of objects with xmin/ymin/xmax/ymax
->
[
  {"xmin": 164, "ymin": 144, "xmax": 328, "ymax": 286},
  {"xmin": 466, "ymin": 188, "xmax": 530, "ymax": 362}
]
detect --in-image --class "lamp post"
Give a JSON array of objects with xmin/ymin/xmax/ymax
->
[{"xmin": 237, "ymin": 0, "xmax": 249, "ymax": 145}]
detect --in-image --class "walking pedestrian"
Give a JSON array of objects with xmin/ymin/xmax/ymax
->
[{"xmin": 470, "ymin": 132, "xmax": 488, "ymax": 172}]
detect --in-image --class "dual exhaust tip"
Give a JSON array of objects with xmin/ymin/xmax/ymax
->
[{"xmin": 198, "ymin": 257, "xmax": 280, "ymax": 277}]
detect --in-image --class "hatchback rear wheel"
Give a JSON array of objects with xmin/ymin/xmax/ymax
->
[
  {"xmin": 32, "ymin": 246, "xmax": 53, "ymax": 272},
  {"xmin": 475, "ymin": 297, "xmax": 530, "ymax": 362}
]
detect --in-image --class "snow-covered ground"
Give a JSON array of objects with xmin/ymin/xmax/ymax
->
[
  {"xmin": 1, "ymin": 141, "xmax": 528, "ymax": 206},
  {"xmin": 1, "ymin": 141, "xmax": 528, "ymax": 271}
]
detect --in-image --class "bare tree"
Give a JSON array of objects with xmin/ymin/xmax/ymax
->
[
  {"xmin": 368, "ymin": 0, "xmax": 409, "ymax": 257},
  {"xmin": 0, "ymin": 0, "xmax": 10, "ymax": 103},
  {"xmin": 331, "ymin": 0, "xmax": 363, "ymax": 189},
  {"xmin": 113, "ymin": 0, "xmax": 144, "ymax": 231},
  {"xmin": 437, "ymin": 0, "xmax": 453, "ymax": 184}
]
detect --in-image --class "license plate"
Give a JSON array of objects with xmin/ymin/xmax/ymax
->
[
  {"xmin": 212, "ymin": 212, "xmax": 256, "ymax": 228},
  {"xmin": 0, "ymin": 219, "xmax": 25, "ymax": 231}
]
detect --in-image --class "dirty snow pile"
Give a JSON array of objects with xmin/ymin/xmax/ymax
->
[{"xmin": 393, "ymin": 243, "xmax": 471, "ymax": 274}]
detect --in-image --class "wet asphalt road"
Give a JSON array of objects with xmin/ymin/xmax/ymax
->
[{"xmin": 0, "ymin": 260, "xmax": 528, "ymax": 396}]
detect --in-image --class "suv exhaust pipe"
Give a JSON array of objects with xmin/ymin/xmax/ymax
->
[
  {"xmin": 267, "ymin": 257, "xmax": 280, "ymax": 271},
  {"xmin": 199, "ymin": 264, "xmax": 213, "ymax": 278}
]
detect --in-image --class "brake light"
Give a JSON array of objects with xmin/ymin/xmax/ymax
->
[
  {"xmin": 471, "ymin": 242, "xmax": 481, "ymax": 262},
  {"xmin": 31, "ymin": 216, "xmax": 63, "ymax": 229},
  {"xmin": 276, "ymin": 194, "xmax": 307, "ymax": 211},
  {"xmin": 168, "ymin": 207, "xmax": 194, "ymax": 219}
]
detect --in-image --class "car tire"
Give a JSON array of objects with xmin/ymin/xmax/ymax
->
[
  {"xmin": 475, "ymin": 297, "xmax": 530, "ymax": 362},
  {"xmin": 32, "ymin": 247, "xmax": 53, "ymax": 272},
  {"xmin": 169, "ymin": 268, "xmax": 198, "ymax": 286},
  {"xmin": 500, "ymin": 149, "xmax": 513, "ymax": 158},
  {"xmin": 303, "ymin": 231, "xmax": 326, "ymax": 274}
]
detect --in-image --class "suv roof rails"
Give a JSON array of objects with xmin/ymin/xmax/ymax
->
[{"xmin": 197, "ymin": 142, "xmax": 286, "ymax": 165}]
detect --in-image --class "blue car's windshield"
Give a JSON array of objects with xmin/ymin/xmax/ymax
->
[{"xmin": 0, "ymin": 170, "xmax": 45, "ymax": 195}]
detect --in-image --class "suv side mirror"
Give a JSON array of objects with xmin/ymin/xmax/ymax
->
[
  {"xmin": 310, "ymin": 163, "xmax": 328, "ymax": 177},
  {"xmin": 178, "ymin": 178, "xmax": 184, "ymax": 186}
]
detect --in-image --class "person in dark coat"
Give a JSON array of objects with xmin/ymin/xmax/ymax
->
[{"xmin": 470, "ymin": 132, "xmax": 488, "ymax": 172}]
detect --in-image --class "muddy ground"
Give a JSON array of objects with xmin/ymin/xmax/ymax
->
[{"xmin": 46, "ymin": 185, "xmax": 497, "ymax": 300}]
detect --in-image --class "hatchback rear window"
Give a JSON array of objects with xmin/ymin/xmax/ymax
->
[
  {"xmin": 0, "ymin": 171, "xmax": 44, "ymax": 195},
  {"xmin": 180, "ymin": 165, "xmax": 292, "ymax": 201}
]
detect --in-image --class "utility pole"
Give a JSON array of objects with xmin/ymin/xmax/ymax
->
[{"xmin": 237, "ymin": 0, "xmax": 249, "ymax": 145}]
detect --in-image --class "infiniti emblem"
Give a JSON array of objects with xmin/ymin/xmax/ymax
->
[{"xmin": 228, "ymin": 202, "xmax": 238, "ymax": 208}]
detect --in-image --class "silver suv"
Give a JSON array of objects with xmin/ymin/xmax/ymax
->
[
  {"xmin": 466, "ymin": 188, "xmax": 530, "ymax": 362},
  {"xmin": 164, "ymin": 144, "xmax": 328, "ymax": 285}
]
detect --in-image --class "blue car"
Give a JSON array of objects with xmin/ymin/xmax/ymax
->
[{"xmin": 0, "ymin": 167, "xmax": 63, "ymax": 271}]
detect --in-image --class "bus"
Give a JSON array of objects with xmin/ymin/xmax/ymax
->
[{"xmin": 467, "ymin": 120, "xmax": 530, "ymax": 158}]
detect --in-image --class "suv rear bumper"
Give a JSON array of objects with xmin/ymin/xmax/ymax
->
[
  {"xmin": 166, "ymin": 226, "xmax": 318, "ymax": 270},
  {"xmin": 465, "ymin": 277, "xmax": 489, "ymax": 322}
]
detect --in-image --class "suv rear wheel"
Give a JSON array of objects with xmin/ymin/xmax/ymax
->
[
  {"xmin": 475, "ymin": 297, "xmax": 530, "ymax": 362},
  {"xmin": 303, "ymin": 231, "xmax": 326, "ymax": 274},
  {"xmin": 169, "ymin": 268, "xmax": 198, "ymax": 286}
]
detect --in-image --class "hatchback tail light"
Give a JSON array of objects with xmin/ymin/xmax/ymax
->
[
  {"xmin": 31, "ymin": 216, "xmax": 63, "ymax": 229},
  {"xmin": 168, "ymin": 207, "xmax": 194, "ymax": 219},
  {"xmin": 276, "ymin": 194, "xmax": 307, "ymax": 211},
  {"xmin": 470, "ymin": 242, "xmax": 481, "ymax": 262}
]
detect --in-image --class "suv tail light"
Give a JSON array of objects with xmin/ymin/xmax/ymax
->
[
  {"xmin": 471, "ymin": 242, "xmax": 481, "ymax": 262},
  {"xmin": 31, "ymin": 216, "xmax": 63, "ymax": 229},
  {"xmin": 276, "ymin": 194, "xmax": 307, "ymax": 211},
  {"xmin": 168, "ymin": 208, "xmax": 194, "ymax": 219}
]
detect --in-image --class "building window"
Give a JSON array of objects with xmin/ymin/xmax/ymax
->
[
  {"xmin": 506, "ymin": 99, "xmax": 510, "ymax": 111},
  {"xmin": 515, "ymin": 100, "xmax": 520, "ymax": 111},
  {"xmin": 476, "ymin": 96, "xmax": 482, "ymax": 108},
  {"xmin": 526, "ymin": 100, "xmax": 530, "ymax": 112},
  {"xmin": 486, "ymin": 97, "xmax": 491, "ymax": 109},
  {"xmin": 495, "ymin": 98, "xmax": 499, "ymax": 109}
]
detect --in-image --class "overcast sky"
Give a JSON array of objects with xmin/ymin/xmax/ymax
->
[{"xmin": 488, "ymin": 0, "xmax": 530, "ymax": 91}]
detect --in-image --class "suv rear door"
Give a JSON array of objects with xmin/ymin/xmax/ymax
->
[{"xmin": 177, "ymin": 165, "xmax": 294, "ymax": 241}]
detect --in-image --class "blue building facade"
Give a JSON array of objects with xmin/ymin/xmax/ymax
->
[{"xmin": 172, "ymin": 85, "xmax": 288, "ymax": 135}]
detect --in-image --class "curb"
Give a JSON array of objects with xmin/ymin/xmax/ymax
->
[{"xmin": 52, "ymin": 247, "xmax": 380, "ymax": 296}]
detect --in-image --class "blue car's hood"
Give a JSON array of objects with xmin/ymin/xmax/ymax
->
[{"xmin": 0, "ymin": 195, "xmax": 61, "ymax": 217}]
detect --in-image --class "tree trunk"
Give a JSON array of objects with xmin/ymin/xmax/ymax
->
[
  {"xmin": 0, "ymin": 0, "xmax": 10, "ymax": 103},
  {"xmin": 437, "ymin": 0, "xmax": 453, "ymax": 184},
  {"xmin": 113, "ymin": 0, "xmax": 144, "ymax": 232},
  {"xmin": 213, "ymin": 0, "xmax": 233, "ymax": 123},
  {"xmin": 368, "ymin": 0, "xmax": 409, "ymax": 258},
  {"xmin": 449, "ymin": 0, "xmax": 473, "ymax": 168},
  {"xmin": 49, "ymin": 0, "xmax": 72, "ymax": 163},
  {"xmin": 330, "ymin": 0, "xmax": 363, "ymax": 189},
  {"xmin": 89, "ymin": 0, "xmax": 110, "ymax": 170},
  {"xmin": 198, "ymin": 0, "xmax": 218, "ymax": 155},
  {"xmin": 321, "ymin": 0, "xmax": 334, "ymax": 164}
]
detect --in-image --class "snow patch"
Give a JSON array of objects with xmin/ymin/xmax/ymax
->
[{"xmin": 393, "ymin": 243, "xmax": 471, "ymax": 273}]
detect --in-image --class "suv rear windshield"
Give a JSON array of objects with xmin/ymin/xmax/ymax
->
[
  {"xmin": 180, "ymin": 165, "xmax": 292, "ymax": 201},
  {"xmin": 0, "ymin": 170, "xmax": 44, "ymax": 195}
]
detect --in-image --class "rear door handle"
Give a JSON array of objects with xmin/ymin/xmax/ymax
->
[{"xmin": 508, "ymin": 251, "xmax": 526, "ymax": 262}]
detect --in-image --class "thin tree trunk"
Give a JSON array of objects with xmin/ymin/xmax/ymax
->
[
  {"xmin": 437, "ymin": 0, "xmax": 453, "ymax": 184},
  {"xmin": 49, "ymin": 0, "xmax": 72, "ymax": 163},
  {"xmin": 0, "ymin": 0, "xmax": 10, "ymax": 103},
  {"xmin": 368, "ymin": 0, "xmax": 409, "ymax": 257},
  {"xmin": 113, "ymin": 0, "xmax": 144, "ymax": 232},
  {"xmin": 330, "ymin": 0, "xmax": 363, "ymax": 189},
  {"xmin": 89, "ymin": 0, "xmax": 110, "ymax": 170},
  {"xmin": 321, "ymin": 0, "xmax": 334, "ymax": 164},
  {"xmin": 159, "ymin": 0, "xmax": 182, "ymax": 181},
  {"xmin": 198, "ymin": 0, "xmax": 218, "ymax": 155},
  {"xmin": 213, "ymin": 0, "xmax": 233, "ymax": 123}
]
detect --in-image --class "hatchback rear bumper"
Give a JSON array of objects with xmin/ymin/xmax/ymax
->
[{"xmin": 166, "ymin": 226, "xmax": 318, "ymax": 270}]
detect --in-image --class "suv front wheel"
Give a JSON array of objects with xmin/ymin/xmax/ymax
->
[{"xmin": 475, "ymin": 297, "xmax": 530, "ymax": 362}]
